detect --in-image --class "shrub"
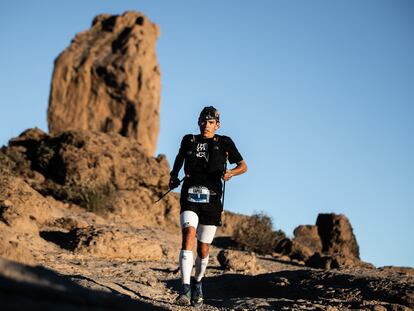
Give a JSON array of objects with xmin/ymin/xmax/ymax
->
[
  {"xmin": 36, "ymin": 182, "xmax": 115, "ymax": 215},
  {"xmin": 36, "ymin": 141, "xmax": 55, "ymax": 171},
  {"xmin": 0, "ymin": 150, "xmax": 14, "ymax": 176},
  {"xmin": 75, "ymin": 184, "xmax": 115, "ymax": 214},
  {"xmin": 232, "ymin": 211, "xmax": 286, "ymax": 255},
  {"xmin": 0, "ymin": 147, "xmax": 33, "ymax": 178}
]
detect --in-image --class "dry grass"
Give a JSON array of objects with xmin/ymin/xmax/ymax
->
[
  {"xmin": 35, "ymin": 182, "xmax": 116, "ymax": 215},
  {"xmin": 232, "ymin": 211, "xmax": 286, "ymax": 255}
]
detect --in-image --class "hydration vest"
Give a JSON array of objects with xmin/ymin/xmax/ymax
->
[{"xmin": 183, "ymin": 134, "xmax": 227, "ymax": 175}]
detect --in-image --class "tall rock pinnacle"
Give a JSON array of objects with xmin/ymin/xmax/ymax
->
[{"xmin": 48, "ymin": 11, "xmax": 161, "ymax": 156}]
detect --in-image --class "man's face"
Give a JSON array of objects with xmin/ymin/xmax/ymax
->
[{"xmin": 199, "ymin": 119, "xmax": 220, "ymax": 138}]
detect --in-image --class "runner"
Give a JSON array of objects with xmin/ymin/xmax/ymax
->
[{"xmin": 169, "ymin": 106, "xmax": 247, "ymax": 307}]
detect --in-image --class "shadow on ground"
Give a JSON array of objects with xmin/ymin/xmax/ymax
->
[
  {"xmin": 0, "ymin": 259, "xmax": 165, "ymax": 311},
  {"xmin": 40, "ymin": 230, "xmax": 77, "ymax": 250},
  {"xmin": 166, "ymin": 269, "xmax": 413, "ymax": 310}
]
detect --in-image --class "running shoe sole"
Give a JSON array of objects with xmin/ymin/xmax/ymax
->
[
  {"xmin": 191, "ymin": 299, "xmax": 203, "ymax": 308},
  {"xmin": 176, "ymin": 294, "xmax": 191, "ymax": 306}
]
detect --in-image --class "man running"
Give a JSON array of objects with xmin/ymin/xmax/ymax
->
[{"xmin": 169, "ymin": 106, "xmax": 247, "ymax": 307}]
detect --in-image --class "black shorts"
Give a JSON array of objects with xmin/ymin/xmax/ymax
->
[{"xmin": 180, "ymin": 194, "xmax": 223, "ymax": 226}]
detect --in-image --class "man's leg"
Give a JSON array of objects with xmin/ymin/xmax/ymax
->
[
  {"xmin": 179, "ymin": 226, "xmax": 196, "ymax": 284},
  {"xmin": 192, "ymin": 225, "xmax": 217, "ymax": 307},
  {"xmin": 195, "ymin": 225, "xmax": 217, "ymax": 281},
  {"xmin": 177, "ymin": 211, "xmax": 198, "ymax": 305}
]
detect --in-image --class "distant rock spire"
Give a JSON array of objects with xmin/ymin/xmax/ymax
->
[{"xmin": 48, "ymin": 11, "xmax": 161, "ymax": 156}]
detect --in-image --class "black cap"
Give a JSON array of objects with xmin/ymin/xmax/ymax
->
[{"xmin": 199, "ymin": 106, "xmax": 220, "ymax": 122}]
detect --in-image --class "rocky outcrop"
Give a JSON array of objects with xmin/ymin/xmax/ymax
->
[
  {"xmin": 7, "ymin": 128, "xmax": 169, "ymax": 191},
  {"xmin": 0, "ymin": 128, "xmax": 184, "ymax": 269},
  {"xmin": 48, "ymin": 11, "xmax": 161, "ymax": 156},
  {"xmin": 0, "ymin": 174, "xmax": 103, "ymax": 265},
  {"xmin": 0, "ymin": 230, "xmax": 36, "ymax": 266},
  {"xmin": 275, "ymin": 225, "xmax": 322, "ymax": 262},
  {"xmin": 293, "ymin": 225, "xmax": 323, "ymax": 254},
  {"xmin": 316, "ymin": 213, "xmax": 360, "ymax": 259},
  {"xmin": 1, "ymin": 128, "xmax": 181, "ymax": 229},
  {"xmin": 70, "ymin": 226, "xmax": 164, "ymax": 261},
  {"xmin": 217, "ymin": 249, "xmax": 261, "ymax": 274},
  {"xmin": 0, "ymin": 154, "xmax": 179, "ymax": 265},
  {"xmin": 303, "ymin": 213, "xmax": 362, "ymax": 269},
  {"xmin": 0, "ymin": 175, "xmax": 67, "ymax": 234},
  {"xmin": 276, "ymin": 213, "xmax": 363, "ymax": 268}
]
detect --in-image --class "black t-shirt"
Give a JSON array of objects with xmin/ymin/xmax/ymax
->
[{"xmin": 174, "ymin": 134, "xmax": 243, "ymax": 197}]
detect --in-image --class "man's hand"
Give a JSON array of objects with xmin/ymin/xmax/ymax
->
[
  {"xmin": 169, "ymin": 175, "xmax": 181, "ymax": 189},
  {"xmin": 223, "ymin": 170, "xmax": 233, "ymax": 181},
  {"xmin": 222, "ymin": 160, "xmax": 248, "ymax": 181}
]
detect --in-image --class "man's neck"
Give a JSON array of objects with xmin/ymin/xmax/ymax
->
[{"xmin": 200, "ymin": 134, "xmax": 215, "ymax": 140}]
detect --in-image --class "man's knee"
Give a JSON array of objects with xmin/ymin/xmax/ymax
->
[
  {"xmin": 182, "ymin": 226, "xmax": 196, "ymax": 250},
  {"xmin": 197, "ymin": 242, "xmax": 210, "ymax": 258}
]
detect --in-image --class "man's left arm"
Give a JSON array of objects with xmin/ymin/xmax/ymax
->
[
  {"xmin": 223, "ymin": 160, "xmax": 247, "ymax": 181},
  {"xmin": 221, "ymin": 136, "xmax": 247, "ymax": 181}
]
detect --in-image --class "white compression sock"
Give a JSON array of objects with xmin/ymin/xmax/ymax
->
[
  {"xmin": 194, "ymin": 255, "xmax": 209, "ymax": 282},
  {"xmin": 179, "ymin": 250, "xmax": 193, "ymax": 284}
]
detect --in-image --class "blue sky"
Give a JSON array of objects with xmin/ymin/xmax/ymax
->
[{"xmin": 0, "ymin": 1, "xmax": 413, "ymax": 267}]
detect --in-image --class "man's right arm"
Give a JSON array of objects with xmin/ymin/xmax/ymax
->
[
  {"xmin": 169, "ymin": 135, "xmax": 190, "ymax": 189},
  {"xmin": 169, "ymin": 156, "xmax": 183, "ymax": 189},
  {"xmin": 170, "ymin": 153, "xmax": 184, "ymax": 177}
]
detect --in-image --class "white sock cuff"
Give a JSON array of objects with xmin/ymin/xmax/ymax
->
[
  {"xmin": 199, "ymin": 255, "xmax": 209, "ymax": 263},
  {"xmin": 195, "ymin": 255, "xmax": 209, "ymax": 282},
  {"xmin": 180, "ymin": 250, "xmax": 193, "ymax": 257}
]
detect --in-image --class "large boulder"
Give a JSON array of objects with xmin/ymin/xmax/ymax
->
[
  {"xmin": 276, "ymin": 213, "xmax": 362, "ymax": 268},
  {"xmin": 316, "ymin": 213, "xmax": 360, "ymax": 260},
  {"xmin": 217, "ymin": 249, "xmax": 261, "ymax": 275},
  {"xmin": 48, "ymin": 11, "xmax": 161, "ymax": 156}
]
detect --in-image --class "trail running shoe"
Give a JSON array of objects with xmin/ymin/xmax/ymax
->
[
  {"xmin": 191, "ymin": 281, "xmax": 203, "ymax": 308},
  {"xmin": 176, "ymin": 283, "xmax": 191, "ymax": 306}
]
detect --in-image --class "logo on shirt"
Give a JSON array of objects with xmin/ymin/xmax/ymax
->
[{"xmin": 196, "ymin": 143, "xmax": 209, "ymax": 161}]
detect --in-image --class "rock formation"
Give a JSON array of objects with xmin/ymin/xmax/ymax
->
[
  {"xmin": 316, "ymin": 213, "xmax": 360, "ymax": 259},
  {"xmin": 48, "ymin": 11, "xmax": 161, "ymax": 156},
  {"xmin": 0, "ymin": 174, "xmax": 80, "ymax": 265},
  {"xmin": 70, "ymin": 226, "xmax": 165, "ymax": 261},
  {"xmin": 276, "ymin": 213, "xmax": 366, "ymax": 269},
  {"xmin": 2, "ymin": 128, "xmax": 179, "ymax": 229},
  {"xmin": 274, "ymin": 225, "xmax": 323, "ymax": 263}
]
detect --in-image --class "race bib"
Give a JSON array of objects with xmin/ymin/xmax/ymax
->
[{"xmin": 187, "ymin": 186, "xmax": 210, "ymax": 203}]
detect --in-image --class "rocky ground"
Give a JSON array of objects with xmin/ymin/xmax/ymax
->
[
  {"xmin": 1, "ymin": 232, "xmax": 413, "ymax": 311},
  {"xmin": 1, "ymin": 129, "xmax": 413, "ymax": 310}
]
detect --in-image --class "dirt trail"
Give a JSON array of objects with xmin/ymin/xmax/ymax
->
[{"xmin": 8, "ymin": 238, "xmax": 408, "ymax": 311}]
